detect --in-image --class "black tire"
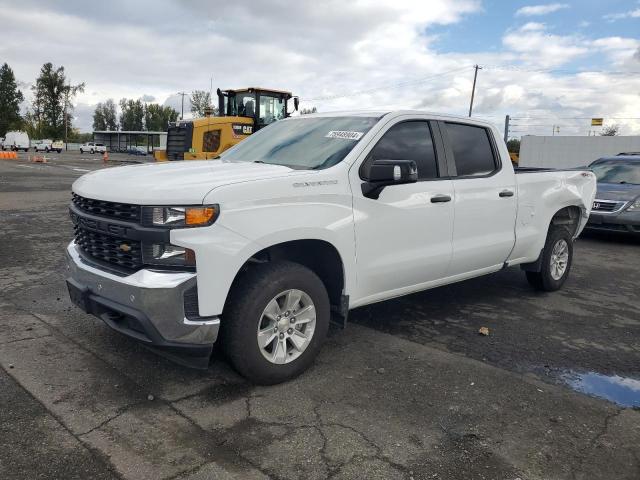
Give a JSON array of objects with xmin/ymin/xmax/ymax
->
[
  {"xmin": 45, "ymin": 147, "xmax": 49, "ymax": 153},
  {"xmin": 526, "ymin": 225, "xmax": 573, "ymax": 292},
  {"xmin": 222, "ymin": 261, "xmax": 330, "ymax": 385},
  {"xmin": 90, "ymin": 149, "xmax": 94, "ymax": 154}
]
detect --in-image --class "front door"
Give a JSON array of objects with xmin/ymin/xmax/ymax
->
[{"xmin": 351, "ymin": 118, "xmax": 455, "ymax": 304}]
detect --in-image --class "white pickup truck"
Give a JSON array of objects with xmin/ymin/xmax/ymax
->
[{"xmin": 66, "ymin": 111, "xmax": 596, "ymax": 384}]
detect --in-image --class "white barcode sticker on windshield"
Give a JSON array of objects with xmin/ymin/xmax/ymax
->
[{"xmin": 325, "ymin": 130, "xmax": 364, "ymax": 140}]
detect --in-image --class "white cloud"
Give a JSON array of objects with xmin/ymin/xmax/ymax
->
[
  {"xmin": 515, "ymin": 3, "xmax": 569, "ymax": 17},
  {"xmin": 502, "ymin": 23, "xmax": 588, "ymax": 67},
  {"xmin": 0, "ymin": 0, "xmax": 638, "ymax": 136},
  {"xmin": 603, "ymin": 8, "xmax": 640, "ymax": 22}
]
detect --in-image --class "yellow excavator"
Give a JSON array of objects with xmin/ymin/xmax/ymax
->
[{"xmin": 155, "ymin": 87, "xmax": 298, "ymax": 161}]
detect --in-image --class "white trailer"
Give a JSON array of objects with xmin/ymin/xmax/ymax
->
[{"xmin": 519, "ymin": 135, "xmax": 640, "ymax": 169}]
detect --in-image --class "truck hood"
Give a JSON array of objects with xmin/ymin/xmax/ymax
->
[
  {"xmin": 72, "ymin": 160, "xmax": 298, "ymax": 204},
  {"xmin": 595, "ymin": 182, "xmax": 640, "ymax": 202}
]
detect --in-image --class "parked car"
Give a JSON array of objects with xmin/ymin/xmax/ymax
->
[
  {"xmin": 586, "ymin": 153, "xmax": 640, "ymax": 234},
  {"xmin": 65, "ymin": 111, "xmax": 596, "ymax": 384},
  {"xmin": 3, "ymin": 131, "xmax": 30, "ymax": 151},
  {"xmin": 126, "ymin": 146, "xmax": 148, "ymax": 156},
  {"xmin": 33, "ymin": 139, "xmax": 64, "ymax": 153},
  {"xmin": 79, "ymin": 142, "xmax": 106, "ymax": 154}
]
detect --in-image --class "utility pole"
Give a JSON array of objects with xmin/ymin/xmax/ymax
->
[
  {"xmin": 177, "ymin": 91, "xmax": 187, "ymax": 120},
  {"xmin": 468, "ymin": 64, "xmax": 482, "ymax": 117},
  {"xmin": 503, "ymin": 115, "xmax": 510, "ymax": 143},
  {"xmin": 64, "ymin": 81, "xmax": 70, "ymax": 151}
]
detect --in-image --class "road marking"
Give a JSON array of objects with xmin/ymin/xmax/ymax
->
[
  {"xmin": 15, "ymin": 164, "xmax": 36, "ymax": 169},
  {"xmin": 72, "ymin": 167, "xmax": 90, "ymax": 172}
]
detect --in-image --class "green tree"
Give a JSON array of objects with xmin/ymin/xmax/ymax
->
[
  {"xmin": 0, "ymin": 63, "xmax": 24, "ymax": 136},
  {"xmin": 93, "ymin": 99, "xmax": 118, "ymax": 131},
  {"xmin": 31, "ymin": 62, "xmax": 84, "ymax": 139},
  {"xmin": 506, "ymin": 138, "xmax": 520, "ymax": 154},
  {"xmin": 600, "ymin": 124, "xmax": 619, "ymax": 136},
  {"xmin": 92, "ymin": 103, "xmax": 106, "ymax": 131},
  {"xmin": 190, "ymin": 90, "xmax": 215, "ymax": 117},
  {"xmin": 144, "ymin": 103, "xmax": 178, "ymax": 131},
  {"xmin": 119, "ymin": 98, "xmax": 144, "ymax": 131}
]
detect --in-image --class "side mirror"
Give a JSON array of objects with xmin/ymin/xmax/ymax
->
[
  {"xmin": 361, "ymin": 159, "xmax": 418, "ymax": 199},
  {"xmin": 293, "ymin": 97, "xmax": 299, "ymax": 111}
]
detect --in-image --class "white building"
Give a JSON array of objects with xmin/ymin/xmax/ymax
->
[{"xmin": 519, "ymin": 136, "xmax": 640, "ymax": 168}]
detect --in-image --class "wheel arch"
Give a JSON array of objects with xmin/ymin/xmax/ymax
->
[
  {"xmin": 549, "ymin": 204, "xmax": 583, "ymax": 238},
  {"xmin": 521, "ymin": 204, "xmax": 582, "ymax": 273},
  {"xmin": 224, "ymin": 238, "xmax": 347, "ymax": 317}
]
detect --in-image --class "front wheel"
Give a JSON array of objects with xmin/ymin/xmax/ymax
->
[
  {"xmin": 223, "ymin": 261, "xmax": 330, "ymax": 385},
  {"xmin": 90, "ymin": 149, "xmax": 94, "ymax": 154},
  {"xmin": 526, "ymin": 226, "xmax": 573, "ymax": 291}
]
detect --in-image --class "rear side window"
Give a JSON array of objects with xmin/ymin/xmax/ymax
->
[
  {"xmin": 361, "ymin": 121, "xmax": 438, "ymax": 180},
  {"xmin": 444, "ymin": 123, "xmax": 497, "ymax": 177}
]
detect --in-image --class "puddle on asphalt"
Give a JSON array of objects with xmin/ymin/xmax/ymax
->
[{"xmin": 563, "ymin": 371, "xmax": 640, "ymax": 408}]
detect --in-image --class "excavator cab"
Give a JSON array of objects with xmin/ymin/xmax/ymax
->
[
  {"xmin": 160, "ymin": 87, "xmax": 298, "ymax": 161},
  {"xmin": 217, "ymin": 87, "xmax": 298, "ymax": 131}
]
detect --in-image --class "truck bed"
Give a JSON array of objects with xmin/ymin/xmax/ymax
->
[{"xmin": 514, "ymin": 166, "xmax": 589, "ymax": 173}]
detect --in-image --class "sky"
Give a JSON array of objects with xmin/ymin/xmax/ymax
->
[{"xmin": 0, "ymin": 0, "xmax": 639, "ymax": 137}]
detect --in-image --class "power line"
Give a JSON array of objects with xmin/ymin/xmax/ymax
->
[{"xmin": 482, "ymin": 65, "xmax": 640, "ymax": 76}]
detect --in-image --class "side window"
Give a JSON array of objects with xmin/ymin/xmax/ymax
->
[
  {"xmin": 444, "ymin": 123, "xmax": 498, "ymax": 177},
  {"xmin": 361, "ymin": 121, "xmax": 438, "ymax": 180},
  {"xmin": 203, "ymin": 130, "xmax": 221, "ymax": 152}
]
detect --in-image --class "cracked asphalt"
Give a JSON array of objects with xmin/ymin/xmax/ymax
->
[{"xmin": 1, "ymin": 152, "xmax": 639, "ymax": 480}]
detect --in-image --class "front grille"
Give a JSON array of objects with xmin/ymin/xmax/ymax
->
[
  {"xmin": 74, "ymin": 225, "xmax": 143, "ymax": 271},
  {"xmin": 166, "ymin": 125, "xmax": 189, "ymax": 160},
  {"xmin": 592, "ymin": 199, "xmax": 627, "ymax": 213},
  {"xmin": 72, "ymin": 193, "xmax": 141, "ymax": 222}
]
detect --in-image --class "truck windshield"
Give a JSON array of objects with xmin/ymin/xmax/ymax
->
[
  {"xmin": 591, "ymin": 160, "xmax": 640, "ymax": 185},
  {"xmin": 220, "ymin": 116, "xmax": 379, "ymax": 170}
]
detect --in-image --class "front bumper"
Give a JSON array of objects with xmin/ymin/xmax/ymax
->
[
  {"xmin": 65, "ymin": 242, "xmax": 219, "ymax": 368},
  {"xmin": 586, "ymin": 211, "xmax": 640, "ymax": 234}
]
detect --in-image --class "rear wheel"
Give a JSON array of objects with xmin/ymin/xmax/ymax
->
[
  {"xmin": 223, "ymin": 261, "xmax": 330, "ymax": 385},
  {"xmin": 90, "ymin": 149, "xmax": 94, "ymax": 154},
  {"xmin": 526, "ymin": 226, "xmax": 573, "ymax": 291}
]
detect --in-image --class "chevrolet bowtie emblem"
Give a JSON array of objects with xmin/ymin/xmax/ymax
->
[{"xmin": 119, "ymin": 243, "xmax": 132, "ymax": 252}]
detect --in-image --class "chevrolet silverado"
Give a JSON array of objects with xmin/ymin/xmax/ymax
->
[{"xmin": 66, "ymin": 111, "xmax": 596, "ymax": 384}]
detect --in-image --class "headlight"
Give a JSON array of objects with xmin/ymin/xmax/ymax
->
[
  {"xmin": 142, "ymin": 243, "xmax": 196, "ymax": 267},
  {"xmin": 626, "ymin": 198, "xmax": 640, "ymax": 212},
  {"xmin": 144, "ymin": 205, "xmax": 219, "ymax": 227}
]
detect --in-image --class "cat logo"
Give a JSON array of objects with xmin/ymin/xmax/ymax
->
[{"xmin": 119, "ymin": 243, "xmax": 132, "ymax": 253}]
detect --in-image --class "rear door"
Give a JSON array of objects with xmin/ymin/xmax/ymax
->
[
  {"xmin": 351, "ymin": 117, "xmax": 455, "ymax": 302},
  {"xmin": 440, "ymin": 121, "xmax": 517, "ymax": 276}
]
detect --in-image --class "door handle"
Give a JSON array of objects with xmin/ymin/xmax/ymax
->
[
  {"xmin": 499, "ymin": 190, "xmax": 514, "ymax": 197},
  {"xmin": 430, "ymin": 194, "xmax": 452, "ymax": 203}
]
